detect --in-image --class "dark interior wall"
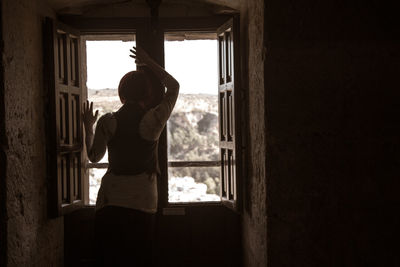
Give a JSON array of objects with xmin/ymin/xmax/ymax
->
[
  {"xmin": 240, "ymin": 0, "xmax": 267, "ymax": 266},
  {"xmin": 65, "ymin": 206, "xmax": 241, "ymax": 267},
  {"xmin": 0, "ymin": 1, "xmax": 8, "ymax": 266},
  {"xmin": 2, "ymin": 0, "xmax": 64, "ymax": 265},
  {"xmin": 57, "ymin": 1, "xmax": 216, "ymax": 18},
  {"xmin": 264, "ymin": 1, "xmax": 400, "ymax": 266}
]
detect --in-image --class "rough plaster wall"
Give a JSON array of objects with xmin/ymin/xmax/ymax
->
[
  {"xmin": 264, "ymin": 1, "xmax": 400, "ymax": 266},
  {"xmin": 3, "ymin": 0, "xmax": 63, "ymax": 266},
  {"xmin": 240, "ymin": 0, "xmax": 267, "ymax": 266}
]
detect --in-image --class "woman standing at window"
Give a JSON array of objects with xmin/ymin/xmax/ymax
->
[{"xmin": 83, "ymin": 46, "xmax": 179, "ymax": 267}]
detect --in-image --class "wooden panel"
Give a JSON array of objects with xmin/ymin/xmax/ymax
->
[
  {"xmin": 228, "ymin": 149, "xmax": 236, "ymax": 200},
  {"xmin": 219, "ymin": 92, "xmax": 226, "ymax": 141},
  {"xmin": 59, "ymin": 16, "xmax": 231, "ymax": 33},
  {"xmin": 217, "ymin": 17, "xmax": 240, "ymax": 209},
  {"xmin": 228, "ymin": 90, "xmax": 234, "ymax": 140},
  {"xmin": 220, "ymin": 149, "xmax": 226, "ymax": 198},
  {"xmin": 71, "ymin": 94, "xmax": 80, "ymax": 144},
  {"xmin": 218, "ymin": 35, "xmax": 225, "ymax": 85},
  {"xmin": 225, "ymin": 30, "xmax": 232, "ymax": 83},
  {"xmin": 59, "ymin": 93, "xmax": 69, "ymax": 145},
  {"xmin": 60, "ymin": 154, "xmax": 69, "ymax": 204},
  {"xmin": 45, "ymin": 17, "xmax": 84, "ymax": 216},
  {"xmin": 57, "ymin": 31, "xmax": 68, "ymax": 85},
  {"xmin": 58, "ymin": 84, "xmax": 70, "ymax": 93},
  {"xmin": 69, "ymin": 35, "xmax": 80, "ymax": 87},
  {"xmin": 70, "ymin": 153, "xmax": 81, "ymax": 201},
  {"xmin": 167, "ymin": 161, "xmax": 220, "ymax": 167}
]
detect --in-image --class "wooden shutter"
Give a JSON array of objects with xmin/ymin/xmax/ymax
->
[
  {"xmin": 44, "ymin": 18, "xmax": 84, "ymax": 216},
  {"xmin": 218, "ymin": 17, "xmax": 240, "ymax": 210}
]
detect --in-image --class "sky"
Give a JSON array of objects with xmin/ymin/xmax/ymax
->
[{"xmin": 86, "ymin": 39, "xmax": 218, "ymax": 95}]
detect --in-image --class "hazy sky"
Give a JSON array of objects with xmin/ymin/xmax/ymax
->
[
  {"xmin": 86, "ymin": 40, "xmax": 136, "ymax": 90},
  {"xmin": 86, "ymin": 39, "xmax": 218, "ymax": 95}
]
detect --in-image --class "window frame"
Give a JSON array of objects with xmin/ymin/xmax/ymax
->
[
  {"xmin": 163, "ymin": 30, "xmax": 222, "ymax": 204},
  {"xmin": 82, "ymin": 33, "xmax": 137, "ymax": 204},
  {"xmin": 56, "ymin": 15, "xmax": 242, "ymax": 212},
  {"xmin": 161, "ymin": 16, "xmax": 242, "ymax": 211},
  {"xmin": 216, "ymin": 17, "xmax": 242, "ymax": 210}
]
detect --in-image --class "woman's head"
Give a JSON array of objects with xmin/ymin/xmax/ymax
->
[{"xmin": 118, "ymin": 70, "xmax": 152, "ymax": 105}]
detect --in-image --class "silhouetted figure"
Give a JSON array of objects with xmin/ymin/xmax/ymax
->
[{"xmin": 83, "ymin": 46, "xmax": 179, "ymax": 267}]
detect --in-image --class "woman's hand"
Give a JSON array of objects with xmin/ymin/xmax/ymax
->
[
  {"xmin": 130, "ymin": 46, "xmax": 152, "ymax": 66},
  {"xmin": 82, "ymin": 100, "xmax": 98, "ymax": 130},
  {"xmin": 129, "ymin": 45, "xmax": 179, "ymax": 95}
]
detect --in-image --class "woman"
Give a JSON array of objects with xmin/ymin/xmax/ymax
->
[{"xmin": 83, "ymin": 46, "xmax": 179, "ymax": 267}]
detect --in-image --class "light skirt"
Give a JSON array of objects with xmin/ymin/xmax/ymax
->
[{"xmin": 96, "ymin": 171, "xmax": 158, "ymax": 213}]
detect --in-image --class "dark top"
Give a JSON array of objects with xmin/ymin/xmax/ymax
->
[{"xmin": 107, "ymin": 103, "xmax": 159, "ymax": 175}]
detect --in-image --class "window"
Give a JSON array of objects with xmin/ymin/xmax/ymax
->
[
  {"xmin": 84, "ymin": 36, "xmax": 136, "ymax": 204},
  {"xmin": 45, "ymin": 16, "xmax": 240, "ymax": 214},
  {"xmin": 165, "ymin": 33, "xmax": 221, "ymax": 203},
  {"xmin": 164, "ymin": 17, "xmax": 240, "ymax": 208}
]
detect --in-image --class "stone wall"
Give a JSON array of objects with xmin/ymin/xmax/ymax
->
[
  {"xmin": 240, "ymin": 1, "xmax": 400, "ymax": 266},
  {"xmin": 240, "ymin": 0, "xmax": 267, "ymax": 266},
  {"xmin": 2, "ymin": 0, "xmax": 63, "ymax": 266},
  {"xmin": 264, "ymin": 1, "xmax": 400, "ymax": 266},
  {"xmin": 1, "ymin": 2, "xmax": 8, "ymax": 266}
]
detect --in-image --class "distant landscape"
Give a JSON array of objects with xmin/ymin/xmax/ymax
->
[{"xmin": 88, "ymin": 89, "xmax": 221, "ymax": 204}]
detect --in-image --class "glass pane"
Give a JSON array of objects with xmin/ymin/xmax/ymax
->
[
  {"xmin": 87, "ymin": 39, "xmax": 136, "ymax": 162},
  {"xmin": 165, "ymin": 34, "xmax": 220, "ymax": 202},
  {"xmin": 168, "ymin": 166, "xmax": 220, "ymax": 202},
  {"xmin": 165, "ymin": 37, "xmax": 219, "ymax": 162},
  {"xmin": 86, "ymin": 38, "xmax": 135, "ymax": 204}
]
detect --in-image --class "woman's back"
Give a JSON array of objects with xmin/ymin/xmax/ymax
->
[{"xmin": 108, "ymin": 103, "xmax": 158, "ymax": 176}]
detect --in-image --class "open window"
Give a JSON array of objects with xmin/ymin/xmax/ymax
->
[
  {"xmin": 84, "ymin": 35, "xmax": 136, "ymax": 204},
  {"xmin": 164, "ymin": 17, "xmax": 241, "ymax": 209},
  {"xmin": 165, "ymin": 32, "xmax": 220, "ymax": 203},
  {"xmin": 44, "ymin": 18, "xmax": 84, "ymax": 216},
  {"xmin": 45, "ymin": 16, "xmax": 240, "ymax": 214}
]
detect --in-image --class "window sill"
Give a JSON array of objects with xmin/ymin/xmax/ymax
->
[{"xmin": 83, "ymin": 201, "xmax": 225, "ymax": 216}]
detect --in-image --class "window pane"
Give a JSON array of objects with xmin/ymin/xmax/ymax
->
[
  {"xmin": 86, "ymin": 39, "xmax": 136, "ymax": 162},
  {"xmin": 165, "ymin": 37, "xmax": 219, "ymax": 162},
  {"xmin": 86, "ymin": 38, "xmax": 135, "ymax": 204},
  {"xmin": 167, "ymin": 94, "xmax": 219, "ymax": 161},
  {"xmin": 165, "ymin": 34, "xmax": 220, "ymax": 202},
  {"xmin": 168, "ymin": 166, "xmax": 220, "ymax": 202}
]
